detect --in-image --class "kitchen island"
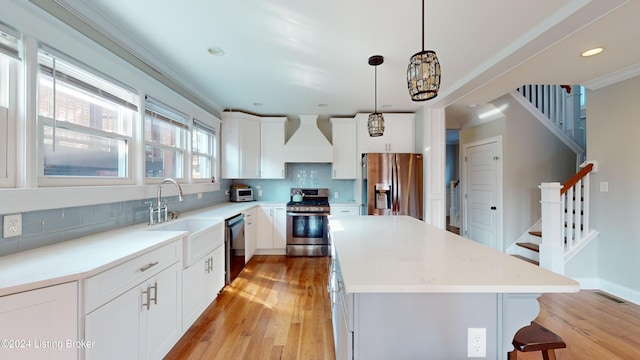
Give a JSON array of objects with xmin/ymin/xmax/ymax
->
[{"xmin": 328, "ymin": 216, "xmax": 579, "ymax": 360}]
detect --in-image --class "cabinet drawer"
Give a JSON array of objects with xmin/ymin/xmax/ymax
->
[
  {"xmin": 331, "ymin": 206, "xmax": 360, "ymax": 217},
  {"xmin": 84, "ymin": 240, "xmax": 181, "ymax": 313}
]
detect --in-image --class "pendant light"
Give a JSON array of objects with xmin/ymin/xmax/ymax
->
[
  {"xmin": 368, "ymin": 55, "xmax": 384, "ymax": 137},
  {"xmin": 407, "ymin": 0, "xmax": 441, "ymax": 101}
]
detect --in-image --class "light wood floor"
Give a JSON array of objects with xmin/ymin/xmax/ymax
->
[
  {"xmin": 165, "ymin": 255, "xmax": 335, "ymax": 360},
  {"xmin": 165, "ymin": 256, "xmax": 640, "ymax": 360}
]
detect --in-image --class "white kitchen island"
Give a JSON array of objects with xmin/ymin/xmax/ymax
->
[{"xmin": 328, "ymin": 216, "xmax": 579, "ymax": 360}]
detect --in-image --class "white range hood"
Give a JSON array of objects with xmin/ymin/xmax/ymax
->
[{"xmin": 284, "ymin": 115, "xmax": 333, "ymax": 163}]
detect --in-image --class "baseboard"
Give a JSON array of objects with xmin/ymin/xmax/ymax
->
[{"xmin": 572, "ymin": 277, "xmax": 640, "ymax": 305}]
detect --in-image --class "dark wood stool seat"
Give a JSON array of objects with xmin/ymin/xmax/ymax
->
[{"xmin": 508, "ymin": 321, "xmax": 566, "ymax": 360}]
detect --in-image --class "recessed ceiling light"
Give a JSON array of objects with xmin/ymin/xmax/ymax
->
[
  {"xmin": 467, "ymin": 103, "xmax": 480, "ymax": 109},
  {"xmin": 381, "ymin": 104, "xmax": 392, "ymax": 108},
  {"xmin": 207, "ymin": 47, "xmax": 225, "ymax": 56},
  {"xmin": 581, "ymin": 47, "xmax": 603, "ymax": 57}
]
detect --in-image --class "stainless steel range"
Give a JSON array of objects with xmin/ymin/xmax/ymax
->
[{"xmin": 286, "ymin": 188, "xmax": 330, "ymax": 257}]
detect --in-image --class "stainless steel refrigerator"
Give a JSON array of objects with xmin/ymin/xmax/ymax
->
[{"xmin": 362, "ymin": 153, "xmax": 423, "ymax": 220}]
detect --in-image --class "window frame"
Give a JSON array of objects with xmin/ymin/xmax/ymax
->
[
  {"xmin": 36, "ymin": 47, "xmax": 139, "ymax": 186},
  {"xmin": 191, "ymin": 118, "xmax": 217, "ymax": 182},
  {"xmin": 144, "ymin": 96, "xmax": 189, "ymax": 182},
  {"xmin": 0, "ymin": 23, "xmax": 20, "ymax": 188}
]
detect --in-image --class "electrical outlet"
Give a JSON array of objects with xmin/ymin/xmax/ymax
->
[
  {"xmin": 467, "ymin": 328, "xmax": 486, "ymax": 357},
  {"xmin": 3, "ymin": 213, "xmax": 22, "ymax": 238},
  {"xmin": 197, "ymin": 192, "xmax": 203, "ymax": 199},
  {"xmin": 258, "ymin": 190, "xmax": 263, "ymax": 197},
  {"xmin": 334, "ymin": 192, "xmax": 339, "ymax": 199}
]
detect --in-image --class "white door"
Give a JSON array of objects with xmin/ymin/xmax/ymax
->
[{"xmin": 464, "ymin": 139, "xmax": 501, "ymax": 250}]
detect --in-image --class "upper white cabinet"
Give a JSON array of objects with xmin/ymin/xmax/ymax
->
[
  {"xmin": 221, "ymin": 112, "xmax": 261, "ymax": 179},
  {"xmin": 261, "ymin": 117, "xmax": 287, "ymax": 179},
  {"xmin": 331, "ymin": 118, "xmax": 357, "ymax": 179},
  {"xmin": 357, "ymin": 113, "xmax": 415, "ymax": 153}
]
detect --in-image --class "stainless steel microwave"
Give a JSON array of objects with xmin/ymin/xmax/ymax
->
[{"xmin": 230, "ymin": 188, "xmax": 254, "ymax": 202}]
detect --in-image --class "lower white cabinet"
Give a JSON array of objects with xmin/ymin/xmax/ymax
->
[
  {"xmin": 0, "ymin": 282, "xmax": 78, "ymax": 360},
  {"xmin": 182, "ymin": 244, "xmax": 225, "ymax": 330},
  {"xmin": 330, "ymin": 204, "xmax": 361, "ymax": 217},
  {"xmin": 256, "ymin": 205, "xmax": 287, "ymax": 253},
  {"xmin": 243, "ymin": 207, "xmax": 258, "ymax": 263},
  {"xmin": 84, "ymin": 240, "xmax": 182, "ymax": 360}
]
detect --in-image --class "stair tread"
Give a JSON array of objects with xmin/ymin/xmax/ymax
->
[
  {"xmin": 528, "ymin": 231, "xmax": 542, "ymax": 237},
  {"xmin": 517, "ymin": 242, "xmax": 540, "ymax": 252},
  {"xmin": 511, "ymin": 254, "xmax": 540, "ymax": 266}
]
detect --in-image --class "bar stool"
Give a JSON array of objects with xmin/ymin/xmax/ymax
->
[{"xmin": 508, "ymin": 321, "xmax": 566, "ymax": 360}]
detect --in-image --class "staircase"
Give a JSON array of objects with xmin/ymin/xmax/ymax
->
[{"xmin": 511, "ymin": 84, "xmax": 597, "ymax": 273}]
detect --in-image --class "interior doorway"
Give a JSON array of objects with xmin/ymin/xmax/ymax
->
[{"xmin": 445, "ymin": 129, "xmax": 460, "ymax": 235}]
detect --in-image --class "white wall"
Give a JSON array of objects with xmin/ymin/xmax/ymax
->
[{"xmin": 587, "ymin": 75, "xmax": 640, "ymax": 295}]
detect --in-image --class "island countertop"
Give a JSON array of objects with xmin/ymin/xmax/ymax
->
[{"xmin": 329, "ymin": 216, "xmax": 579, "ymax": 294}]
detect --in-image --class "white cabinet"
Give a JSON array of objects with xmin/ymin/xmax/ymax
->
[
  {"xmin": 331, "ymin": 118, "xmax": 357, "ymax": 179},
  {"xmin": 261, "ymin": 117, "xmax": 287, "ymax": 179},
  {"xmin": 182, "ymin": 244, "xmax": 224, "ymax": 331},
  {"xmin": 357, "ymin": 113, "xmax": 415, "ymax": 153},
  {"xmin": 84, "ymin": 240, "xmax": 182, "ymax": 360},
  {"xmin": 243, "ymin": 207, "xmax": 258, "ymax": 263},
  {"xmin": 330, "ymin": 204, "xmax": 361, "ymax": 217},
  {"xmin": 256, "ymin": 205, "xmax": 287, "ymax": 254},
  {"xmin": 0, "ymin": 282, "xmax": 78, "ymax": 360},
  {"xmin": 221, "ymin": 112, "xmax": 261, "ymax": 179}
]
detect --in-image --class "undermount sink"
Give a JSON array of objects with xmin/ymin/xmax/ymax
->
[{"xmin": 148, "ymin": 218, "xmax": 224, "ymax": 267}]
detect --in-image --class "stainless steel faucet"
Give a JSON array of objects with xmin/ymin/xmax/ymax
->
[{"xmin": 148, "ymin": 178, "xmax": 184, "ymax": 225}]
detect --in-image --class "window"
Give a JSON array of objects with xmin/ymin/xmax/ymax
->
[
  {"xmin": 0, "ymin": 22, "xmax": 20, "ymax": 188},
  {"xmin": 37, "ymin": 47, "xmax": 138, "ymax": 183},
  {"xmin": 192, "ymin": 119, "xmax": 216, "ymax": 181},
  {"xmin": 144, "ymin": 97, "xmax": 188, "ymax": 179}
]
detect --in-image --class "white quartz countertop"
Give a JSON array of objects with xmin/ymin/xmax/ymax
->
[
  {"xmin": 0, "ymin": 229, "xmax": 186, "ymax": 297},
  {"xmin": 329, "ymin": 216, "xmax": 579, "ymax": 294},
  {"xmin": 0, "ymin": 201, "xmax": 283, "ymax": 297}
]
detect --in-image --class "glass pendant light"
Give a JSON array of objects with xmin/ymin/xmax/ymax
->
[
  {"xmin": 368, "ymin": 55, "xmax": 384, "ymax": 137},
  {"xmin": 407, "ymin": 0, "xmax": 441, "ymax": 101}
]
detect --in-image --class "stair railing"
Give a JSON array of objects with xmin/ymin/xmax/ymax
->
[
  {"xmin": 539, "ymin": 162, "xmax": 595, "ymax": 274},
  {"xmin": 516, "ymin": 85, "xmax": 585, "ymax": 161}
]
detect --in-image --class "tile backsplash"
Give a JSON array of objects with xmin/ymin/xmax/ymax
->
[
  {"xmin": 0, "ymin": 164, "xmax": 356, "ymax": 258},
  {"xmin": 0, "ymin": 180, "xmax": 232, "ymax": 257},
  {"xmin": 234, "ymin": 163, "xmax": 356, "ymax": 203}
]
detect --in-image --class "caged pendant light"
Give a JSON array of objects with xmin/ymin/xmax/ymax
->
[
  {"xmin": 368, "ymin": 55, "xmax": 385, "ymax": 137},
  {"xmin": 407, "ymin": 0, "xmax": 441, "ymax": 101}
]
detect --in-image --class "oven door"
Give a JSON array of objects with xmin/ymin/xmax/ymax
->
[{"xmin": 286, "ymin": 212, "xmax": 329, "ymax": 245}]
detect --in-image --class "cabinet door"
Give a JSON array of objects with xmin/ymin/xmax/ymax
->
[
  {"xmin": 182, "ymin": 256, "xmax": 209, "ymax": 330},
  {"xmin": 0, "ymin": 282, "xmax": 78, "ymax": 360},
  {"xmin": 142, "ymin": 262, "xmax": 182, "ymax": 360},
  {"xmin": 257, "ymin": 205, "xmax": 274, "ymax": 249},
  {"xmin": 241, "ymin": 117, "xmax": 261, "ymax": 178},
  {"xmin": 211, "ymin": 244, "xmax": 226, "ymax": 296},
  {"xmin": 244, "ymin": 208, "xmax": 258, "ymax": 262},
  {"xmin": 85, "ymin": 286, "xmax": 139, "ymax": 360},
  {"xmin": 221, "ymin": 114, "xmax": 240, "ymax": 179},
  {"xmin": 261, "ymin": 118, "xmax": 286, "ymax": 179},
  {"xmin": 331, "ymin": 118, "xmax": 357, "ymax": 179},
  {"xmin": 272, "ymin": 206, "xmax": 287, "ymax": 249},
  {"xmin": 387, "ymin": 114, "xmax": 415, "ymax": 153}
]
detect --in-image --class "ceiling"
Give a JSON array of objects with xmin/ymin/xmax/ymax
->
[{"xmin": 37, "ymin": 0, "xmax": 640, "ymax": 127}]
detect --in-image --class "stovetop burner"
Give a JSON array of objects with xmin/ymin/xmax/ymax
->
[{"xmin": 287, "ymin": 188, "xmax": 330, "ymax": 213}]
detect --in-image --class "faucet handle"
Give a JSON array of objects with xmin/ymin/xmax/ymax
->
[{"xmin": 144, "ymin": 201, "xmax": 154, "ymax": 209}]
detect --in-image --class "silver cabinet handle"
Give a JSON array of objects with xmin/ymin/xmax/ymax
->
[
  {"xmin": 141, "ymin": 287, "xmax": 150, "ymax": 310},
  {"xmin": 140, "ymin": 261, "xmax": 159, "ymax": 272},
  {"xmin": 149, "ymin": 282, "xmax": 158, "ymax": 306}
]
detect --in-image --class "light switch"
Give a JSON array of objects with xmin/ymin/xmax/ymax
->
[{"xmin": 600, "ymin": 181, "xmax": 608, "ymax": 192}]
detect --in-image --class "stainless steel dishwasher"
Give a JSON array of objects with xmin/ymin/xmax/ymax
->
[{"xmin": 225, "ymin": 213, "xmax": 245, "ymax": 285}]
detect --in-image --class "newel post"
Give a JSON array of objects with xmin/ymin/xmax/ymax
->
[{"xmin": 539, "ymin": 182, "xmax": 564, "ymax": 274}]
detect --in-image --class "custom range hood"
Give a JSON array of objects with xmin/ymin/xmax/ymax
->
[{"xmin": 284, "ymin": 115, "xmax": 333, "ymax": 163}]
